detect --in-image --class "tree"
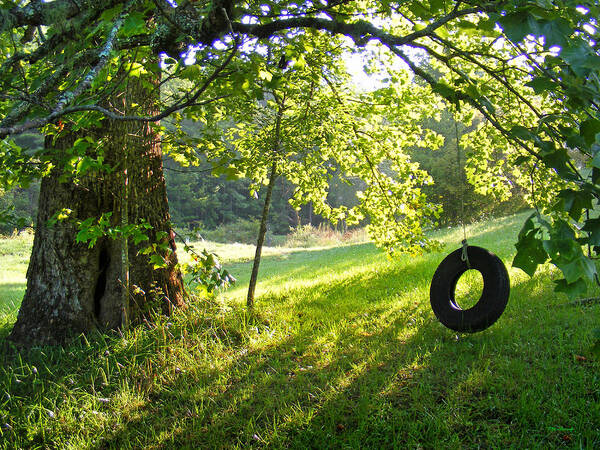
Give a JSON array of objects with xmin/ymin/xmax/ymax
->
[
  {"xmin": 8, "ymin": 68, "xmax": 185, "ymax": 346},
  {"xmin": 164, "ymin": 158, "xmax": 297, "ymax": 234},
  {"xmin": 1, "ymin": 0, "xmax": 599, "ymax": 346},
  {"xmin": 188, "ymin": 33, "xmax": 442, "ymax": 306},
  {"xmin": 412, "ymin": 110, "xmax": 527, "ymax": 226}
]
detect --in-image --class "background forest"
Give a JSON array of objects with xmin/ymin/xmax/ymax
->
[{"xmin": 0, "ymin": 111, "xmax": 528, "ymax": 241}]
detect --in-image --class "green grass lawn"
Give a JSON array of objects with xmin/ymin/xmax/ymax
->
[
  {"xmin": 1, "ymin": 212, "xmax": 600, "ymax": 448},
  {"xmin": 0, "ymin": 233, "xmax": 32, "ymax": 337}
]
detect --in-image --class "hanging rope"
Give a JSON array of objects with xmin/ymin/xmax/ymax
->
[
  {"xmin": 585, "ymin": 209, "xmax": 600, "ymax": 287},
  {"xmin": 430, "ymin": 109, "xmax": 511, "ymax": 333},
  {"xmin": 455, "ymin": 117, "xmax": 470, "ymax": 269}
]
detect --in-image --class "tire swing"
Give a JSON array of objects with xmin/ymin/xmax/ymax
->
[
  {"xmin": 429, "ymin": 121, "xmax": 510, "ymax": 333},
  {"xmin": 430, "ymin": 242, "xmax": 510, "ymax": 332}
]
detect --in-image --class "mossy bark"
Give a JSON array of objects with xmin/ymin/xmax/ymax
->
[{"xmin": 9, "ymin": 75, "xmax": 185, "ymax": 347}]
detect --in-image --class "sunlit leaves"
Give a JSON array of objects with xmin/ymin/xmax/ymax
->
[
  {"xmin": 0, "ymin": 0, "xmax": 599, "ymax": 296},
  {"xmin": 513, "ymin": 211, "xmax": 600, "ymax": 298},
  {"xmin": 181, "ymin": 248, "xmax": 236, "ymax": 295},
  {"xmin": 513, "ymin": 214, "xmax": 547, "ymax": 277}
]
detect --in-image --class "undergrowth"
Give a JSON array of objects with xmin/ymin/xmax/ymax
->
[{"xmin": 283, "ymin": 224, "xmax": 368, "ymax": 248}]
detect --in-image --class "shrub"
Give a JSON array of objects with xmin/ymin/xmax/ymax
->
[
  {"xmin": 284, "ymin": 224, "xmax": 368, "ymax": 248},
  {"xmin": 200, "ymin": 218, "xmax": 276, "ymax": 245}
]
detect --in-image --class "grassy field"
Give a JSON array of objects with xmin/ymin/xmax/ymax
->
[
  {"xmin": 1, "ymin": 212, "xmax": 600, "ymax": 448},
  {"xmin": 0, "ymin": 232, "xmax": 32, "ymax": 337}
]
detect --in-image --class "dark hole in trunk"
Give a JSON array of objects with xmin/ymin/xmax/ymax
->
[{"xmin": 94, "ymin": 246, "xmax": 110, "ymax": 320}]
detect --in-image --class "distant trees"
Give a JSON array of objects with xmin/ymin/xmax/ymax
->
[
  {"xmin": 164, "ymin": 159, "xmax": 301, "ymax": 236},
  {"xmin": 413, "ymin": 110, "xmax": 528, "ymax": 227}
]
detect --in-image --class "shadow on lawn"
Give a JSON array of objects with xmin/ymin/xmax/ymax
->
[
  {"xmin": 1, "ymin": 241, "xmax": 598, "ymax": 448},
  {"xmin": 92, "ymin": 255, "xmax": 551, "ymax": 448}
]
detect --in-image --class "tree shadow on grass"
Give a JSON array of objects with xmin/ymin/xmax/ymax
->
[
  {"xmin": 0, "ymin": 246, "xmax": 434, "ymax": 447},
  {"xmin": 2, "ymin": 246, "xmax": 599, "ymax": 448},
  {"xmin": 224, "ymin": 241, "xmax": 438, "ymax": 301},
  {"xmin": 94, "ymin": 262, "xmax": 600, "ymax": 448},
  {"xmin": 89, "ymin": 253, "xmax": 593, "ymax": 448}
]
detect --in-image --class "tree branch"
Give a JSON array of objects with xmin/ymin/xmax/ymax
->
[
  {"xmin": 232, "ymin": 6, "xmax": 489, "ymax": 45},
  {"xmin": 0, "ymin": 40, "xmax": 238, "ymax": 138},
  {"xmin": 0, "ymin": 0, "xmax": 122, "ymax": 31}
]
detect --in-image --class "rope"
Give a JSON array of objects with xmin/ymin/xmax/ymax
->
[
  {"xmin": 461, "ymin": 238, "xmax": 471, "ymax": 268},
  {"xmin": 585, "ymin": 209, "xmax": 600, "ymax": 287},
  {"xmin": 455, "ymin": 118, "xmax": 470, "ymax": 268}
]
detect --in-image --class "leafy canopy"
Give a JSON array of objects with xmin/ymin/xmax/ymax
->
[{"xmin": 0, "ymin": 0, "xmax": 599, "ymax": 296}]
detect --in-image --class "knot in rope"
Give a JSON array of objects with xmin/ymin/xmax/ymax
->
[{"xmin": 461, "ymin": 239, "xmax": 471, "ymax": 269}]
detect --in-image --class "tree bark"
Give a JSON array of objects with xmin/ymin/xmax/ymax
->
[{"xmin": 9, "ymin": 74, "xmax": 185, "ymax": 347}]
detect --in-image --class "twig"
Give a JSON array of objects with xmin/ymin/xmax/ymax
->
[{"xmin": 561, "ymin": 297, "xmax": 600, "ymax": 307}]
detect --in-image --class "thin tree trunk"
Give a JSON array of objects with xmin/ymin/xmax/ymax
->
[
  {"xmin": 121, "ymin": 128, "xmax": 130, "ymax": 330},
  {"xmin": 247, "ymin": 160, "xmax": 278, "ymax": 308},
  {"xmin": 246, "ymin": 96, "xmax": 285, "ymax": 309}
]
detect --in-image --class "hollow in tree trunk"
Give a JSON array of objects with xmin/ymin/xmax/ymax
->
[{"xmin": 9, "ymin": 75, "xmax": 185, "ymax": 347}]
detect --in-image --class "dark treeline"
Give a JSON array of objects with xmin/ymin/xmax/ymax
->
[
  {"xmin": 163, "ymin": 157, "xmax": 360, "ymax": 237},
  {"xmin": 0, "ymin": 116, "xmax": 527, "ymax": 236}
]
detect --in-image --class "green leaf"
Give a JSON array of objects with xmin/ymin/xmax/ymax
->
[
  {"xmin": 179, "ymin": 64, "xmax": 201, "ymax": 81},
  {"xmin": 72, "ymin": 137, "xmax": 91, "ymax": 155},
  {"xmin": 121, "ymin": 12, "xmax": 146, "ymax": 37},
  {"xmin": 555, "ymin": 189, "xmax": 593, "ymax": 220},
  {"xmin": 513, "ymin": 242, "xmax": 546, "ymax": 276},
  {"xmin": 541, "ymin": 148, "xmax": 571, "ymax": 177},
  {"xmin": 561, "ymin": 43, "xmax": 600, "ymax": 76},
  {"xmin": 513, "ymin": 216, "xmax": 547, "ymax": 276},
  {"xmin": 149, "ymin": 254, "xmax": 167, "ymax": 269},
  {"xmin": 510, "ymin": 125, "xmax": 535, "ymax": 140},
  {"xmin": 498, "ymin": 12, "xmax": 533, "ymax": 43},
  {"xmin": 539, "ymin": 19, "xmax": 572, "ymax": 48},
  {"xmin": 525, "ymin": 76, "xmax": 556, "ymax": 94},
  {"xmin": 100, "ymin": 5, "xmax": 122, "ymax": 22},
  {"xmin": 76, "ymin": 156, "xmax": 96, "ymax": 175},
  {"xmin": 428, "ymin": 0, "xmax": 447, "ymax": 14},
  {"xmin": 132, "ymin": 232, "xmax": 149, "ymax": 245},
  {"xmin": 432, "ymin": 82, "xmax": 457, "ymax": 102},
  {"xmin": 258, "ymin": 69, "xmax": 273, "ymax": 82},
  {"xmin": 582, "ymin": 218, "xmax": 600, "ymax": 246},
  {"xmin": 124, "ymin": 62, "xmax": 146, "ymax": 78},
  {"xmin": 409, "ymin": 3, "xmax": 433, "ymax": 20},
  {"xmin": 560, "ymin": 255, "xmax": 596, "ymax": 284},
  {"xmin": 553, "ymin": 278, "xmax": 587, "ymax": 299},
  {"xmin": 513, "ymin": 155, "xmax": 530, "ymax": 165},
  {"xmin": 580, "ymin": 119, "xmax": 600, "ymax": 146}
]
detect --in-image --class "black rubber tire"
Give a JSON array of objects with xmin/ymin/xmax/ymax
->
[{"xmin": 430, "ymin": 245, "xmax": 510, "ymax": 333}]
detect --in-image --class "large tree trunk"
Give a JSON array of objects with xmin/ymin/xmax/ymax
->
[{"xmin": 9, "ymin": 75, "xmax": 185, "ymax": 347}]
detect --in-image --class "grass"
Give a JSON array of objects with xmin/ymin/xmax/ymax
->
[
  {"xmin": 0, "ymin": 232, "xmax": 32, "ymax": 338},
  {"xmin": 1, "ymin": 212, "xmax": 600, "ymax": 448}
]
